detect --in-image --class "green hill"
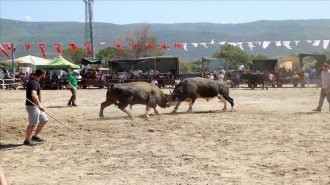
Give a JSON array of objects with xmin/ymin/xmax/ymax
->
[{"xmin": 1, "ymin": 18, "xmax": 329, "ymax": 61}]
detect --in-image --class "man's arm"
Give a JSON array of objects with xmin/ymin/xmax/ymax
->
[{"xmin": 31, "ymin": 90, "xmax": 45, "ymax": 112}]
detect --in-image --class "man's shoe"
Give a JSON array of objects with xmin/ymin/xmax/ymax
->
[
  {"xmin": 312, "ymin": 108, "xmax": 321, "ymax": 112},
  {"xmin": 31, "ymin": 136, "xmax": 45, "ymax": 142},
  {"xmin": 23, "ymin": 140, "xmax": 37, "ymax": 146},
  {"xmin": 67, "ymin": 103, "xmax": 72, "ymax": 107},
  {"xmin": 72, "ymin": 104, "xmax": 78, "ymax": 107}
]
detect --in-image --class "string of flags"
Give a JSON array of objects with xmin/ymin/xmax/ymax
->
[{"xmin": 0, "ymin": 39, "xmax": 329, "ymax": 59}]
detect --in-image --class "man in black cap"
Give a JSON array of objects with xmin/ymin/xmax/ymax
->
[{"xmin": 313, "ymin": 63, "xmax": 330, "ymax": 112}]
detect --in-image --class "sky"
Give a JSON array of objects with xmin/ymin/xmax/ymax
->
[{"xmin": 1, "ymin": 0, "xmax": 330, "ymax": 25}]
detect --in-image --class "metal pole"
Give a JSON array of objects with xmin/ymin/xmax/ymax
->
[{"xmin": 11, "ymin": 43, "xmax": 15, "ymax": 78}]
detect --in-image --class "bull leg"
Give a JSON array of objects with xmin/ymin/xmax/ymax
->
[
  {"xmin": 119, "ymin": 106, "xmax": 134, "ymax": 120},
  {"xmin": 223, "ymin": 94, "xmax": 236, "ymax": 112},
  {"xmin": 187, "ymin": 99, "xmax": 193, "ymax": 112},
  {"xmin": 219, "ymin": 95, "xmax": 227, "ymax": 111},
  {"xmin": 99, "ymin": 100, "xmax": 113, "ymax": 118},
  {"xmin": 145, "ymin": 106, "xmax": 151, "ymax": 119},
  {"xmin": 153, "ymin": 107, "xmax": 161, "ymax": 115},
  {"xmin": 171, "ymin": 101, "xmax": 182, "ymax": 113}
]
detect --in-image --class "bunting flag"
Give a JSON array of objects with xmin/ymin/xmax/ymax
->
[
  {"xmin": 129, "ymin": 43, "xmax": 139, "ymax": 48},
  {"xmin": 25, "ymin": 42, "xmax": 31, "ymax": 50},
  {"xmin": 38, "ymin": 43, "xmax": 46, "ymax": 59},
  {"xmin": 219, "ymin": 41, "xmax": 226, "ymax": 45},
  {"xmin": 146, "ymin": 43, "xmax": 155, "ymax": 50},
  {"xmin": 84, "ymin": 43, "xmax": 92, "ymax": 56},
  {"xmin": 262, "ymin": 41, "xmax": 271, "ymax": 49},
  {"xmin": 200, "ymin": 43, "xmax": 208, "ymax": 48},
  {"xmin": 191, "ymin": 43, "xmax": 198, "ymax": 47},
  {"xmin": 237, "ymin": 42, "xmax": 244, "ymax": 50},
  {"xmin": 182, "ymin": 43, "xmax": 188, "ymax": 51},
  {"xmin": 313, "ymin": 40, "xmax": 321, "ymax": 46},
  {"xmin": 174, "ymin": 43, "xmax": 182, "ymax": 49},
  {"xmin": 323, "ymin": 40, "xmax": 329, "ymax": 50},
  {"xmin": 5, "ymin": 43, "xmax": 16, "ymax": 51},
  {"xmin": 114, "ymin": 43, "xmax": 125, "ymax": 51},
  {"xmin": 161, "ymin": 43, "xmax": 170, "ymax": 50},
  {"xmin": 283, "ymin": 41, "xmax": 292, "ymax": 49},
  {"xmin": 0, "ymin": 43, "xmax": 11, "ymax": 59},
  {"xmin": 275, "ymin": 41, "xmax": 282, "ymax": 47},
  {"xmin": 69, "ymin": 43, "xmax": 78, "ymax": 52},
  {"xmin": 54, "ymin": 43, "xmax": 64, "ymax": 56},
  {"xmin": 247, "ymin": 42, "xmax": 255, "ymax": 50},
  {"xmin": 2, "ymin": 38, "xmax": 330, "ymax": 57}
]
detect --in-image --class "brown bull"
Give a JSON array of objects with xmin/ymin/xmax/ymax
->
[{"xmin": 99, "ymin": 82, "xmax": 169, "ymax": 119}]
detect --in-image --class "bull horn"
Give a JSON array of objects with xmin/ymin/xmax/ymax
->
[{"xmin": 169, "ymin": 90, "xmax": 173, "ymax": 95}]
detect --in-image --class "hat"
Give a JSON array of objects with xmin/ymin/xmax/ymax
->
[
  {"xmin": 322, "ymin": 63, "xmax": 329, "ymax": 67},
  {"xmin": 73, "ymin": 70, "xmax": 79, "ymax": 74}
]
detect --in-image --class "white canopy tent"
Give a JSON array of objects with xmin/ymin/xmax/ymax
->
[
  {"xmin": 2, "ymin": 55, "xmax": 51, "ymax": 65},
  {"xmin": 1, "ymin": 55, "xmax": 51, "ymax": 74}
]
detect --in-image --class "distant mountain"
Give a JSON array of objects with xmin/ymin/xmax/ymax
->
[{"xmin": 1, "ymin": 18, "xmax": 330, "ymax": 61}]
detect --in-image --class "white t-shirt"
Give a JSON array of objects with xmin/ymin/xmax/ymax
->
[{"xmin": 321, "ymin": 69, "xmax": 330, "ymax": 89}]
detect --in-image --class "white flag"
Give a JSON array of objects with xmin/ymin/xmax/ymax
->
[
  {"xmin": 294, "ymin": 40, "xmax": 300, "ymax": 46},
  {"xmin": 247, "ymin": 42, "xmax": 255, "ymax": 50},
  {"xmin": 237, "ymin": 42, "xmax": 244, "ymax": 50},
  {"xmin": 283, "ymin": 41, "xmax": 292, "ymax": 49},
  {"xmin": 182, "ymin": 43, "xmax": 188, "ymax": 51},
  {"xmin": 200, "ymin": 43, "xmax": 208, "ymax": 48},
  {"xmin": 209, "ymin": 39, "xmax": 215, "ymax": 44},
  {"xmin": 262, "ymin": 41, "xmax": 271, "ymax": 49},
  {"xmin": 323, "ymin": 40, "xmax": 329, "ymax": 49},
  {"xmin": 275, "ymin": 41, "xmax": 282, "ymax": 47},
  {"xmin": 313, "ymin": 40, "xmax": 321, "ymax": 46},
  {"xmin": 228, "ymin": 42, "xmax": 238, "ymax": 46},
  {"xmin": 306, "ymin": 40, "xmax": 312, "ymax": 43},
  {"xmin": 191, "ymin": 43, "xmax": 198, "ymax": 47}
]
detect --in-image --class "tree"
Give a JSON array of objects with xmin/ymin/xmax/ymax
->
[
  {"xmin": 212, "ymin": 44, "xmax": 251, "ymax": 70},
  {"xmin": 96, "ymin": 47, "xmax": 121, "ymax": 62},
  {"xmin": 117, "ymin": 24, "xmax": 165, "ymax": 59},
  {"xmin": 251, "ymin": 54, "xmax": 269, "ymax": 60},
  {"xmin": 62, "ymin": 47, "xmax": 85, "ymax": 65},
  {"xmin": 179, "ymin": 58, "xmax": 192, "ymax": 73}
]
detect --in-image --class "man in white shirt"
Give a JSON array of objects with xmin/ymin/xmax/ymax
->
[{"xmin": 313, "ymin": 63, "xmax": 330, "ymax": 112}]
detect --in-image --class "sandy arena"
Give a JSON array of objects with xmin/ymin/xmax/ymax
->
[{"xmin": 0, "ymin": 85, "xmax": 329, "ymax": 185}]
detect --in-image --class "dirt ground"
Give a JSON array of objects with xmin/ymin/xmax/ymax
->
[{"xmin": 0, "ymin": 84, "xmax": 329, "ymax": 185}]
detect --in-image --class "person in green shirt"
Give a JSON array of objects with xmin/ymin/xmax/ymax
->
[{"xmin": 67, "ymin": 70, "xmax": 79, "ymax": 107}]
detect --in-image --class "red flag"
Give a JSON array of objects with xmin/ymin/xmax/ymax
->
[
  {"xmin": 84, "ymin": 43, "xmax": 92, "ymax": 56},
  {"xmin": 146, "ymin": 43, "xmax": 155, "ymax": 50},
  {"xmin": 129, "ymin": 43, "xmax": 139, "ymax": 48},
  {"xmin": 54, "ymin": 43, "xmax": 64, "ymax": 56},
  {"xmin": 174, "ymin": 43, "xmax": 182, "ymax": 49},
  {"xmin": 69, "ymin": 43, "xmax": 78, "ymax": 52},
  {"xmin": 99, "ymin": 41, "xmax": 107, "ymax": 45},
  {"xmin": 38, "ymin": 43, "xmax": 47, "ymax": 59},
  {"xmin": 114, "ymin": 43, "xmax": 125, "ymax": 51},
  {"xmin": 25, "ymin": 43, "xmax": 31, "ymax": 50},
  {"xmin": 161, "ymin": 43, "xmax": 170, "ymax": 50},
  {"xmin": 5, "ymin": 43, "xmax": 16, "ymax": 51},
  {"xmin": 0, "ymin": 44, "xmax": 11, "ymax": 59}
]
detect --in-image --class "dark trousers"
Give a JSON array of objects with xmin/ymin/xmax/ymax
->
[
  {"xmin": 316, "ymin": 88, "xmax": 330, "ymax": 110},
  {"xmin": 68, "ymin": 87, "xmax": 77, "ymax": 105}
]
